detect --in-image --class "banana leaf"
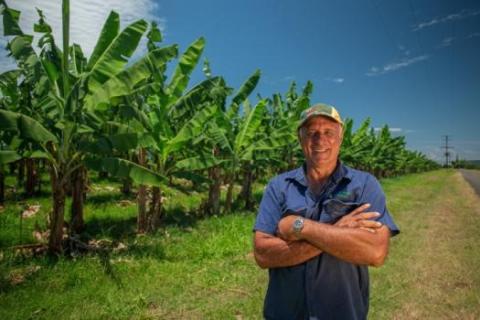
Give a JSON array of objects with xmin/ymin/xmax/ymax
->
[
  {"xmin": 87, "ymin": 19, "xmax": 148, "ymax": 92},
  {"xmin": 86, "ymin": 11, "xmax": 120, "ymax": 70},
  {"xmin": 0, "ymin": 110, "xmax": 57, "ymax": 144},
  {"xmin": 85, "ymin": 45, "xmax": 177, "ymax": 110},
  {"xmin": 0, "ymin": 150, "xmax": 21, "ymax": 164},
  {"xmin": 167, "ymin": 37, "xmax": 205, "ymax": 101}
]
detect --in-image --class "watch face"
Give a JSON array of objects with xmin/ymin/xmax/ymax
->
[{"xmin": 293, "ymin": 217, "xmax": 304, "ymax": 232}]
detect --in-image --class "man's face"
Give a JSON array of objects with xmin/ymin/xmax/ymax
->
[{"xmin": 299, "ymin": 116, "xmax": 343, "ymax": 168}]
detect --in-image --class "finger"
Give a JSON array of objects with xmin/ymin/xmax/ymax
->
[
  {"xmin": 359, "ymin": 227, "xmax": 377, "ymax": 234},
  {"xmin": 358, "ymin": 220, "xmax": 383, "ymax": 229},
  {"xmin": 355, "ymin": 211, "xmax": 381, "ymax": 221},
  {"xmin": 350, "ymin": 203, "xmax": 371, "ymax": 216}
]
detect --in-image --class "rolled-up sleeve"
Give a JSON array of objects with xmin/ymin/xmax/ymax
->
[
  {"xmin": 361, "ymin": 174, "xmax": 400, "ymax": 236},
  {"xmin": 254, "ymin": 179, "xmax": 284, "ymax": 235}
]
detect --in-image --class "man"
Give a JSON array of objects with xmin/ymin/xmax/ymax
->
[{"xmin": 253, "ymin": 103, "xmax": 399, "ymax": 320}]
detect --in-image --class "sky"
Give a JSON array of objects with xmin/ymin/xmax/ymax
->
[{"xmin": 1, "ymin": 0, "xmax": 479, "ymax": 162}]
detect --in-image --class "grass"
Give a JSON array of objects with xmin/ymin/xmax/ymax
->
[
  {"xmin": 369, "ymin": 169, "xmax": 480, "ymax": 319},
  {"xmin": 1, "ymin": 169, "xmax": 479, "ymax": 319}
]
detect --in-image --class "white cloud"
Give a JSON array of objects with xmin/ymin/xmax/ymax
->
[
  {"xmin": 0, "ymin": 0, "xmax": 164, "ymax": 72},
  {"xmin": 325, "ymin": 77, "xmax": 344, "ymax": 84},
  {"xmin": 374, "ymin": 127, "xmax": 402, "ymax": 133},
  {"xmin": 366, "ymin": 55, "xmax": 429, "ymax": 77},
  {"xmin": 413, "ymin": 9, "xmax": 480, "ymax": 31},
  {"xmin": 438, "ymin": 37, "xmax": 454, "ymax": 48},
  {"xmin": 467, "ymin": 32, "xmax": 480, "ymax": 39}
]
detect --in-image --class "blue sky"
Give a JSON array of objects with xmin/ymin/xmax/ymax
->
[{"xmin": 1, "ymin": 0, "xmax": 480, "ymax": 161}]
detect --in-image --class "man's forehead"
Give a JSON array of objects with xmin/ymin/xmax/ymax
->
[{"xmin": 303, "ymin": 116, "xmax": 341, "ymax": 129}]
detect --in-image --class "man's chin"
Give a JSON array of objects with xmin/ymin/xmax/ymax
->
[{"xmin": 310, "ymin": 157, "xmax": 334, "ymax": 166}]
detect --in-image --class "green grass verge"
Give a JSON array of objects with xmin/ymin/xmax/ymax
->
[{"xmin": 1, "ymin": 169, "xmax": 479, "ymax": 319}]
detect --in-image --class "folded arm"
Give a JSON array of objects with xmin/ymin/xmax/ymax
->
[
  {"xmin": 300, "ymin": 221, "xmax": 390, "ymax": 267},
  {"xmin": 253, "ymin": 231, "xmax": 322, "ymax": 269},
  {"xmin": 277, "ymin": 204, "xmax": 390, "ymax": 267}
]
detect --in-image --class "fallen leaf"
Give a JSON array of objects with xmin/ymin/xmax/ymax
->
[
  {"xmin": 32, "ymin": 230, "xmax": 49, "ymax": 243},
  {"xmin": 22, "ymin": 205, "xmax": 41, "ymax": 218},
  {"xmin": 114, "ymin": 242, "xmax": 127, "ymax": 252}
]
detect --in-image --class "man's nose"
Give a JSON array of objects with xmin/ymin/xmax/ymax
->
[{"xmin": 311, "ymin": 133, "xmax": 329, "ymax": 142}]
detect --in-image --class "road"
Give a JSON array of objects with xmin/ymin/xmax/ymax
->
[{"xmin": 459, "ymin": 169, "xmax": 480, "ymax": 197}]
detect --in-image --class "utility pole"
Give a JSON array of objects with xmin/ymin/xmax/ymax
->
[{"xmin": 441, "ymin": 135, "xmax": 454, "ymax": 167}]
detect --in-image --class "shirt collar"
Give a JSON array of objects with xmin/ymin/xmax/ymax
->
[{"xmin": 290, "ymin": 161, "xmax": 351, "ymax": 187}]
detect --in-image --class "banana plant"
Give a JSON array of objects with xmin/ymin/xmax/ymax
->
[
  {"xmin": 204, "ymin": 94, "xmax": 293, "ymax": 212},
  {"xmin": 264, "ymin": 81, "xmax": 313, "ymax": 172},
  {"xmin": 137, "ymin": 45, "xmax": 228, "ymax": 230},
  {"xmin": 0, "ymin": 1, "xmax": 177, "ymax": 253},
  {"xmin": 93, "ymin": 26, "xmax": 229, "ymax": 232}
]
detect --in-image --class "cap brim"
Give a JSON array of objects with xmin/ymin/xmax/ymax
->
[{"xmin": 297, "ymin": 113, "xmax": 343, "ymax": 130}]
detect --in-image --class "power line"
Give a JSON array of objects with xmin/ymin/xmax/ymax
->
[{"xmin": 441, "ymin": 135, "xmax": 454, "ymax": 167}]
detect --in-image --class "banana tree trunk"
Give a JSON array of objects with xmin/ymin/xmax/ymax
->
[
  {"xmin": 17, "ymin": 159, "xmax": 25, "ymax": 188},
  {"xmin": 49, "ymin": 165, "xmax": 66, "ymax": 255},
  {"xmin": 225, "ymin": 174, "xmax": 235, "ymax": 213},
  {"xmin": 0, "ymin": 167, "xmax": 5, "ymax": 205},
  {"xmin": 25, "ymin": 158, "xmax": 37, "ymax": 197},
  {"xmin": 239, "ymin": 165, "xmax": 254, "ymax": 210},
  {"xmin": 137, "ymin": 185, "xmax": 148, "ymax": 233},
  {"xmin": 205, "ymin": 165, "xmax": 221, "ymax": 215},
  {"xmin": 37, "ymin": 161, "xmax": 43, "ymax": 195},
  {"xmin": 70, "ymin": 166, "xmax": 86, "ymax": 234},
  {"xmin": 147, "ymin": 186, "xmax": 163, "ymax": 232},
  {"xmin": 136, "ymin": 148, "xmax": 148, "ymax": 233}
]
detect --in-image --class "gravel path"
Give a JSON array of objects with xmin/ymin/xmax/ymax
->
[{"xmin": 459, "ymin": 169, "xmax": 480, "ymax": 197}]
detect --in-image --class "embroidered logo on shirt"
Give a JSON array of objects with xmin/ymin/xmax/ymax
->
[{"xmin": 334, "ymin": 190, "xmax": 352, "ymax": 201}]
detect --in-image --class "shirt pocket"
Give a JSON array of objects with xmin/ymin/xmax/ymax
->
[
  {"xmin": 282, "ymin": 198, "xmax": 307, "ymax": 218},
  {"xmin": 320, "ymin": 198, "xmax": 363, "ymax": 223}
]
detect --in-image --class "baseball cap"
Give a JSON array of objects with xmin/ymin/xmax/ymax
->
[{"xmin": 297, "ymin": 103, "xmax": 343, "ymax": 130}]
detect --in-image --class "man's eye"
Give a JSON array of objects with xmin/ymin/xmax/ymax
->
[{"xmin": 325, "ymin": 131, "xmax": 335, "ymax": 138}]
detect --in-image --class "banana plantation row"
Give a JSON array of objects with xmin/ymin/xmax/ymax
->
[{"xmin": 0, "ymin": 1, "xmax": 438, "ymax": 254}]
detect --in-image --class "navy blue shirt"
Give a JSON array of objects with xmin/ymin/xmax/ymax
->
[{"xmin": 254, "ymin": 163, "xmax": 399, "ymax": 320}]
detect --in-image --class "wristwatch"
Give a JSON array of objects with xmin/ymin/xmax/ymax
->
[{"xmin": 292, "ymin": 217, "xmax": 305, "ymax": 234}]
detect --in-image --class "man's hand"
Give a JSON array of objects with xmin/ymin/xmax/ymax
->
[
  {"xmin": 277, "ymin": 203, "xmax": 383, "ymax": 241},
  {"xmin": 334, "ymin": 203, "xmax": 383, "ymax": 233},
  {"xmin": 277, "ymin": 215, "xmax": 301, "ymax": 241}
]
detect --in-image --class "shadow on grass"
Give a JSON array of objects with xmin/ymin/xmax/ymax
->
[
  {"xmin": 162, "ymin": 205, "xmax": 199, "ymax": 229},
  {"xmin": 5, "ymin": 189, "xmax": 52, "ymax": 203},
  {"xmin": 84, "ymin": 202, "xmax": 201, "ymax": 241},
  {"xmin": 87, "ymin": 193, "xmax": 136, "ymax": 206},
  {"xmin": 84, "ymin": 216, "xmax": 138, "ymax": 239},
  {"xmin": 168, "ymin": 180, "xmax": 209, "ymax": 195}
]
